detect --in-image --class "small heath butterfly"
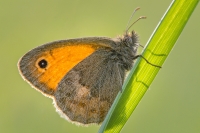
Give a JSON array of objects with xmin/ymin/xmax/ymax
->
[{"xmin": 18, "ymin": 8, "xmax": 159, "ymax": 125}]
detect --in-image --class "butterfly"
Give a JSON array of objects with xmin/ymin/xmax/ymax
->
[{"xmin": 18, "ymin": 7, "xmax": 159, "ymax": 125}]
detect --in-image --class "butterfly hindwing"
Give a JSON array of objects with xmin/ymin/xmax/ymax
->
[{"xmin": 54, "ymin": 42, "xmax": 125, "ymax": 124}]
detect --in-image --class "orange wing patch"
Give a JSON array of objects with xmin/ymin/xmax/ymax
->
[{"xmin": 32, "ymin": 44, "xmax": 99, "ymax": 91}]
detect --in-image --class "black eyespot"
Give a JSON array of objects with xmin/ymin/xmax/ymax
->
[{"xmin": 38, "ymin": 59, "xmax": 48, "ymax": 69}]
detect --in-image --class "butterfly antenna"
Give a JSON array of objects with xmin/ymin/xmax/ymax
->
[{"xmin": 125, "ymin": 7, "xmax": 146, "ymax": 33}]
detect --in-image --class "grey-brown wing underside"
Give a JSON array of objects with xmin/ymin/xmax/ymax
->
[{"xmin": 54, "ymin": 48, "xmax": 125, "ymax": 125}]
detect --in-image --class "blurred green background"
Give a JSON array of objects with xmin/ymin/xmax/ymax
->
[{"xmin": 0, "ymin": 0, "xmax": 199, "ymax": 133}]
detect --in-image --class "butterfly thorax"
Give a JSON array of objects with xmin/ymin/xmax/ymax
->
[{"xmin": 111, "ymin": 31, "xmax": 139, "ymax": 71}]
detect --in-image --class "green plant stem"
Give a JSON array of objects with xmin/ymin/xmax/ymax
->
[{"xmin": 99, "ymin": 0, "xmax": 199, "ymax": 133}]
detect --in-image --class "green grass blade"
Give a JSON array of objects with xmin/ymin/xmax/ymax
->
[{"xmin": 99, "ymin": 0, "xmax": 199, "ymax": 133}]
